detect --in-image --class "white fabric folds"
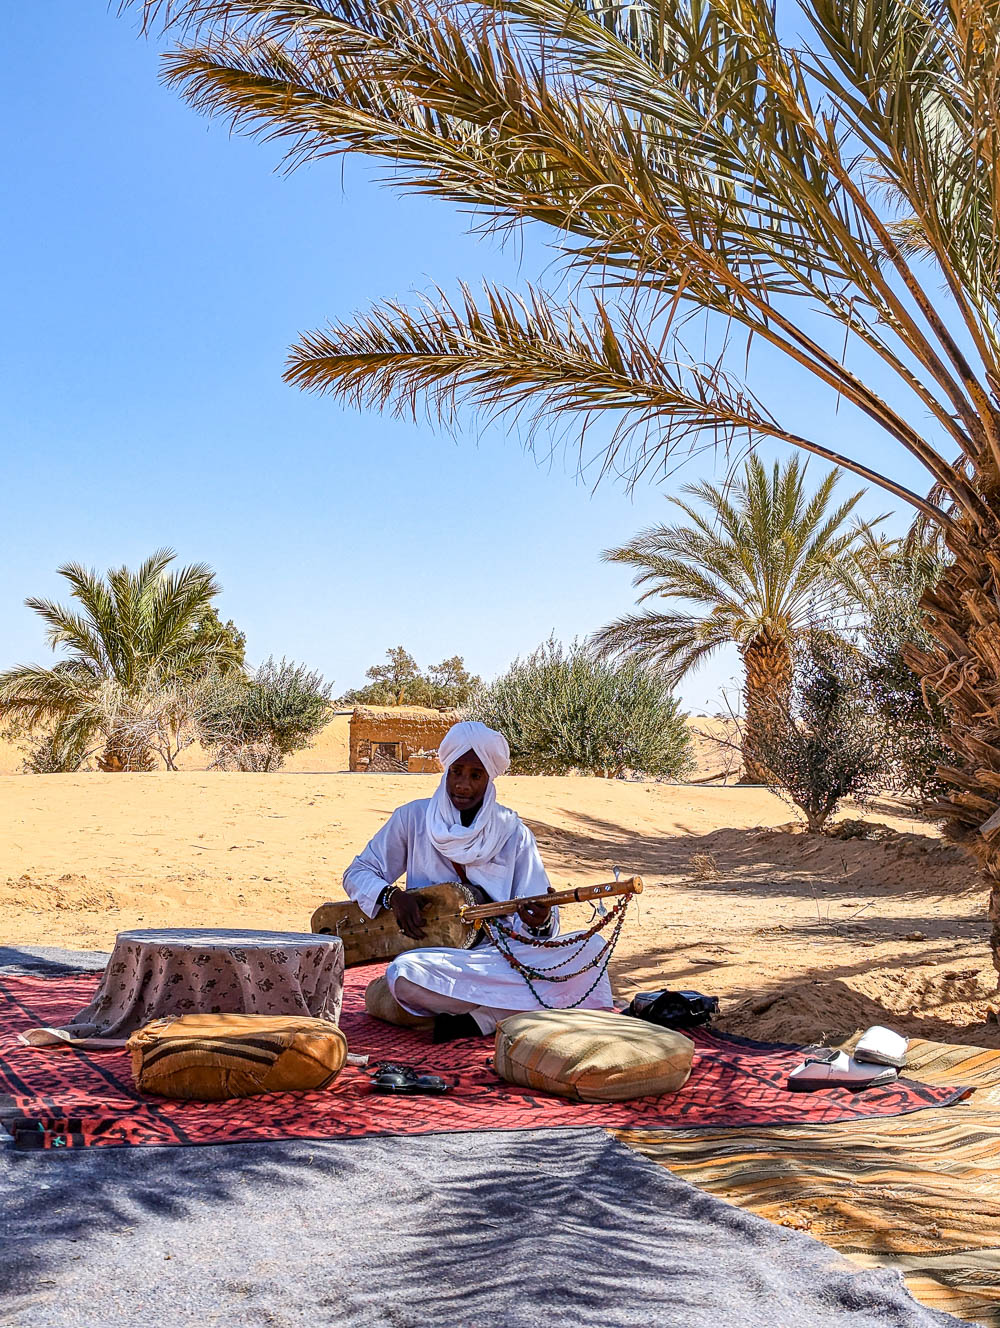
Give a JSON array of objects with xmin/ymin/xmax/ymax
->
[{"xmin": 425, "ymin": 721, "xmax": 519, "ymax": 892}]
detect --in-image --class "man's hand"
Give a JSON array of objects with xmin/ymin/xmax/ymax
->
[
  {"xmin": 391, "ymin": 890, "xmax": 427, "ymax": 941},
  {"xmin": 517, "ymin": 887, "xmax": 556, "ymax": 932}
]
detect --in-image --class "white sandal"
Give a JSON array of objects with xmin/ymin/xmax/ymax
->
[
  {"xmin": 787, "ymin": 1049, "xmax": 898, "ymax": 1091},
  {"xmin": 853, "ymin": 1024, "xmax": 909, "ymax": 1068}
]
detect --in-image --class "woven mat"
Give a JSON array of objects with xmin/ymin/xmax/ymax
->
[
  {"xmin": 616, "ymin": 1038, "xmax": 1000, "ymax": 1326},
  {"xmin": 0, "ymin": 969, "xmax": 968, "ymax": 1150}
]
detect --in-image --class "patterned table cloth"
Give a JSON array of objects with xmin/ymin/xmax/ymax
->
[{"xmin": 22, "ymin": 928, "xmax": 345, "ymax": 1046}]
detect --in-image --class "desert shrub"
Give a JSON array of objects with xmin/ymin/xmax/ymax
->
[
  {"xmin": 341, "ymin": 646, "xmax": 480, "ymax": 709},
  {"xmin": 471, "ymin": 639, "xmax": 692, "ymax": 778},
  {"xmin": 16, "ymin": 723, "xmax": 91, "ymax": 774},
  {"xmin": 755, "ymin": 633, "xmax": 885, "ymax": 831},
  {"xmin": 200, "ymin": 658, "xmax": 333, "ymax": 771}
]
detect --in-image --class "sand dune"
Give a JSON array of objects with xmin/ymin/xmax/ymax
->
[
  {"xmin": 0, "ymin": 712, "xmax": 742, "ymax": 779},
  {"xmin": 0, "ymin": 712, "xmax": 354, "ymax": 777}
]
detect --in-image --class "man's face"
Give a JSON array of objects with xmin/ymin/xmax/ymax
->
[{"xmin": 446, "ymin": 749, "xmax": 490, "ymax": 812}]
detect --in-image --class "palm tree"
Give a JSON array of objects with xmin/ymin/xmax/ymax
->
[
  {"xmin": 0, "ymin": 549, "xmax": 241, "ymax": 770},
  {"xmin": 126, "ymin": 0, "xmax": 1000, "ymax": 971},
  {"xmin": 594, "ymin": 457, "xmax": 876, "ymax": 779}
]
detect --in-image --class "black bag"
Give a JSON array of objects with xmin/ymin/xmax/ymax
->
[{"xmin": 624, "ymin": 989, "xmax": 719, "ymax": 1030}]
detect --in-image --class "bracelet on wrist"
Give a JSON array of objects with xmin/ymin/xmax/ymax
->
[{"xmin": 381, "ymin": 885, "xmax": 400, "ymax": 911}]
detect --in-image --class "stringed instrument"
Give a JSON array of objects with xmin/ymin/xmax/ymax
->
[
  {"xmin": 461, "ymin": 876, "xmax": 643, "ymax": 927},
  {"xmin": 310, "ymin": 875, "xmax": 642, "ymax": 967}
]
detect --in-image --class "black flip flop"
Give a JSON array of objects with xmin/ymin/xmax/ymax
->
[{"xmin": 369, "ymin": 1061, "xmax": 450, "ymax": 1095}]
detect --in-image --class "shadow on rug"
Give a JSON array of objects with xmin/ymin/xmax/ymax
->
[
  {"xmin": 0, "ymin": 1128, "xmax": 964, "ymax": 1327},
  {"xmin": 616, "ymin": 1038, "xmax": 1000, "ymax": 1326}
]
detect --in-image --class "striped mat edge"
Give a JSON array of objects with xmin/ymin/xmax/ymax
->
[{"xmin": 615, "ymin": 1036, "xmax": 1000, "ymax": 1326}]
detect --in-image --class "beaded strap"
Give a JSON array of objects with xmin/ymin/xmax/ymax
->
[{"xmin": 481, "ymin": 896, "xmax": 631, "ymax": 1010}]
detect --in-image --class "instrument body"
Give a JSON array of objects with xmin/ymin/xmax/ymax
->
[
  {"xmin": 310, "ymin": 876, "xmax": 643, "ymax": 967},
  {"xmin": 311, "ymin": 882, "xmax": 477, "ymax": 966}
]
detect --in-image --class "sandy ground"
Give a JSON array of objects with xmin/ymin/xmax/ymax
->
[{"xmin": 2, "ymin": 746, "xmax": 996, "ymax": 1047}]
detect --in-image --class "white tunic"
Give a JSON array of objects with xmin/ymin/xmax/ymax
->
[{"xmin": 343, "ymin": 798, "xmax": 614, "ymax": 1013}]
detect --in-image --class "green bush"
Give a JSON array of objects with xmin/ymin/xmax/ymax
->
[
  {"xmin": 856, "ymin": 554, "xmax": 948, "ymax": 798},
  {"xmin": 18, "ymin": 724, "xmax": 91, "ymax": 774},
  {"xmin": 754, "ymin": 633, "xmax": 885, "ymax": 831},
  {"xmin": 199, "ymin": 658, "xmax": 333, "ymax": 771},
  {"xmin": 471, "ymin": 639, "xmax": 692, "ymax": 778}
]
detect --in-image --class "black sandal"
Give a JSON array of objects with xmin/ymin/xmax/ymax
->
[{"xmin": 369, "ymin": 1061, "xmax": 450, "ymax": 1095}]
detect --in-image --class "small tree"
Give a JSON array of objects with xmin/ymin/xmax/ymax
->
[
  {"xmin": 0, "ymin": 550, "xmax": 241, "ymax": 771},
  {"xmin": 187, "ymin": 606, "xmax": 247, "ymax": 677},
  {"xmin": 342, "ymin": 647, "xmax": 481, "ymax": 709},
  {"xmin": 425, "ymin": 655, "xmax": 481, "ymax": 709},
  {"xmin": 755, "ymin": 634, "xmax": 884, "ymax": 832},
  {"xmin": 343, "ymin": 646, "xmax": 422, "ymax": 706},
  {"xmin": 849, "ymin": 543, "xmax": 949, "ymax": 798},
  {"xmin": 200, "ymin": 658, "xmax": 333, "ymax": 771},
  {"xmin": 472, "ymin": 639, "xmax": 692, "ymax": 778}
]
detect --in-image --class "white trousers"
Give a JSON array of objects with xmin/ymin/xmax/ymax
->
[{"xmin": 391, "ymin": 975, "xmax": 520, "ymax": 1035}]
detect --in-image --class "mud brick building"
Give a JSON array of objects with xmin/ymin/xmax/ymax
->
[{"xmin": 349, "ymin": 706, "xmax": 458, "ymax": 772}]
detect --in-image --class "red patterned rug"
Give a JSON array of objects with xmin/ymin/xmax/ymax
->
[{"xmin": 0, "ymin": 969, "xmax": 970, "ymax": 1150}]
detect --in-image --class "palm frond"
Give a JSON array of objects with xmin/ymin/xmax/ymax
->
[
  {"xmin": 0, "ymin": 663, "xmax": 101, "ymax": 730},
  {"xmin": 121, "ymin": 0, "xmax": 1000, "ymax": 523},
  {"xmin": 286, "ymin": 283, "xmax": 953, "ymax": 516},
  {"xmin": 598, "ymin": 455, "xmax": 879, "ymax": 681},
  {"xmin": 118, "ymin": 0, "xmax": 1000, "ymax": 512},
  {"xmin": 590, "ymin": 610, "xmax": 734, "ymax": 681},
  {"xmin": 807, "ymin": 0, "xmax": 1000, "ymax": 375}
]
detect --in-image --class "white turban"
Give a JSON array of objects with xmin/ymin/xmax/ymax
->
[
  {"xmin": 425, "ymin": 721, "xmax": 517, "ymax": 895},
  {"xmin": 437, "ymin": 721, "xmax": 510, "ymax": 780}
]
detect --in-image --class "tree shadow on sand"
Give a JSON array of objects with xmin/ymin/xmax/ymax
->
[
  {"xmin": 520, "ymin": 806, "xmax": 998, "ymax": 1047},
  {"xmin": 527, "ymin": 807, "xmax": 980, "ymax": 905}
]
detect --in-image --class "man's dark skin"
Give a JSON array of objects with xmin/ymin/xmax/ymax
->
[{"xmin": 389, "ymin": 748, "xmax": 555, "ymax": 940}]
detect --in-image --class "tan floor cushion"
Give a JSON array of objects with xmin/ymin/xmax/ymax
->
[
  {"xmin": 495, "ymin": 1009, "xmax": 694, "ymax": 1103},
  {"xmin": 129, "ymin": 1012, "xmax": 348, "ymax": 1101}
]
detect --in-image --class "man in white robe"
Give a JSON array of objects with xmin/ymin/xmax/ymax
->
[{"xmin": 343, "ymin": 721, "xmax": 614, "ymax": 1040}]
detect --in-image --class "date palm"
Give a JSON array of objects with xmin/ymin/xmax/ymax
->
[
  {"xmin": 595, "ymin": 457, "xmax": 875, "ymax": 780},
  {"xmin": 0, "ymin": 549, "xmax": 241, "ymax": 770},
  {"xmin": 128, "ymin": 0, "xmax": 1000, "ymax": 971}
]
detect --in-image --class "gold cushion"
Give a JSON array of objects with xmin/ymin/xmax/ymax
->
[
  {"xmin": 494, "ymin": 1009, "xmax": 694, "ymax": 1103},
  {"xmin": 128, "ymin": 1012, "xmax": 348, "ymax": 1101},
  {"xmin": 364, "ymin": 975, "xmax": 433, "ymax": 1031}
]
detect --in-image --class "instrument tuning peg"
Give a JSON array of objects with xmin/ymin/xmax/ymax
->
[{"xmin": 612, "ymin": 865, "xmax": 621, "ymax": 882}]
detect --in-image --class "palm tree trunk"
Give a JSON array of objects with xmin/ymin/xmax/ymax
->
[
  {"xmin": 97, "ymin": 739, "xmax": 156, "ymax": 772},
  {"xmin": 741, "ymin": 631, "xmax": 793, "ymax": 783},
  {"xmin": 904, "ymin": 537, "xmax": 1000, "ymax": 979}
]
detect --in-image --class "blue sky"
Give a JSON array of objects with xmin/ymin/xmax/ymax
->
[{"xmin": 1, "ymin": 3, "xmax": 929, "ymax": 711}]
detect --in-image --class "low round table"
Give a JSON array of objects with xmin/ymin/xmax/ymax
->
[{"xmin": 31, "ymin": 928, "xmax": 345, "ymax": 1045}]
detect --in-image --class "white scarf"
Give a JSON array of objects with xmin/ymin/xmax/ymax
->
[{"xmin": 425, "ymin": 722, "xmax": 519, "ymax": 896}]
